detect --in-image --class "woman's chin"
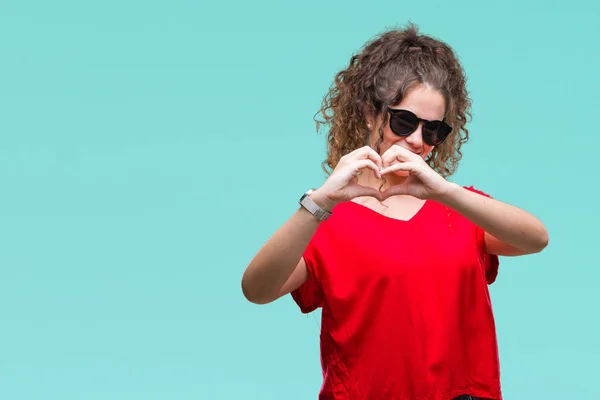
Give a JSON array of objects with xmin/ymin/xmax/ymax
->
[{"xmin": 393, "ymin": 170, "xmax": 410, "ymax": 177}]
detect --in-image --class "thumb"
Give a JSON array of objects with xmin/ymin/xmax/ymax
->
[
  {"xmin": 381, "ymin": 183, "xmax": 408, "ymax": 200},
  {"xmin": 352, "ymin": 184, "xmax": 383, "ymax": 201}
]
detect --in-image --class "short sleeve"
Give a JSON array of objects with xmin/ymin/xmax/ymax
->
[
  {"xmin": 465, "ymin": 186, "xmax": 500, "ymax": 285},
  {"xmin": 290, "ymin": 229, "xmax": 325, "ymax": 313}
]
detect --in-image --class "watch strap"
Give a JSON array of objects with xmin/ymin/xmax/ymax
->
[{"xmin": 299, "ymin": 189, "xmax": 331, "ymax": 221}]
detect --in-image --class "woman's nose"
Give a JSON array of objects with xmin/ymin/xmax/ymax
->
[{"xmin": 403, "ymin": 123, "xmax": 424, "ymax": 149}]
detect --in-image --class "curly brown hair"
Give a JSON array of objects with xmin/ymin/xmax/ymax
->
[{"xmin": 315, "ymin": 23, "xmax": 472, "ymax": 178}]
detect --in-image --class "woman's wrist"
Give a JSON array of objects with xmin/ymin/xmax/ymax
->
[
  {"xmin": 433, "ymin": 181, "xmax": 462, "ymax": 203},
  {"xmin": 309, "ymin": 188, "xmax": 337, "ymax": 212}
]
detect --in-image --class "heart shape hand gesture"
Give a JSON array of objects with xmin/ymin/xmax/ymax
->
[
  {"xmin": 309, "ymin": 145, "xmax": 454, "ymax": 211},
  {"xmin": 378, "ymin": 145, "xmax": 453, "ymax": 201}
]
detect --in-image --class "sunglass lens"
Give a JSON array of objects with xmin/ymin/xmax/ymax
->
[
  {"xmin": 390, "ymin": 111, "xmax": 418, "ymax": 136},
  {"xmin": 423, "ymin": 121, "xmax": 452, "ymax": 146}
]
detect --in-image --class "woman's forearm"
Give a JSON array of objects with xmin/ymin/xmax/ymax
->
[
  {"xmin": 241, "ymin": 204, "xmax": 322, "ymax": 304},
  {"xmin": 438, "ymin": 183, "xmax": 549, "ymax": 254}
]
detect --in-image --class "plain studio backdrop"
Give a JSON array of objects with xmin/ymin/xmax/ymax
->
[{"xmin": 0, "ymin": 0, "xmax": 598, "ymax": 399}]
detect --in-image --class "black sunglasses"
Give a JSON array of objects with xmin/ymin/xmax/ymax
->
[{"xmin": 387, "ymin": 108, "xmax": 452, "ymax": 146}]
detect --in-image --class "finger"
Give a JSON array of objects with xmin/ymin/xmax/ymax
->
[
  {"xmin": 348, "ymin": 146, "xmax": 383, "ymax": 171},
  {"xmin": 380, "ymin": 161, "xmax": 417, "ymax": 176},
  {"xmin": 352, "ymin": 159, "xmax": 382, "ymax": 179},
  {"xmin": 381, "ymin": 145, "xmax": 418, "ymax": 167}
]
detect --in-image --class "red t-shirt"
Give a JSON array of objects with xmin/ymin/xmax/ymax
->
[{"xmin": 291, "ymin": 187, "xmax": 501, "ymax": 400}]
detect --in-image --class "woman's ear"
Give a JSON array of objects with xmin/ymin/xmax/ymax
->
[{"xmin": 363, "ymin": 104, "xmax": 375, "ymax": 130}]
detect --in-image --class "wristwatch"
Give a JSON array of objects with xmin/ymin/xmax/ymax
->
[{"xmin": 299, "ymin": 189, "xmax": 332, "ymax": 221}]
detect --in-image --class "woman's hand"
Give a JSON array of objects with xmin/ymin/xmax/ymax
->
[
  {"xmin": 379, "ymin": 145, "xmax": 454, "ymax": 200},
  {"xmin": 311, "ymin": 146, "xmax": 384, "ymax": 211}
]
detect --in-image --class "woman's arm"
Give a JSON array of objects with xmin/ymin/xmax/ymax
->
[
  {"xmin": 378, "ymin": 145, "xmax": 549, "ymax": 257},
  {"xmin": 241, "ymin": 204, "xmax": 321, "ymax": 305},
  {"xmin": 438, "ymin": 183, "xmax": 549, "ymax": 256},
  {"xmin": 241, "ymin": 146, "xmax": 385, "ymax": 304}
]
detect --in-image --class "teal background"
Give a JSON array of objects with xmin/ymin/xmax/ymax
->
[{"xmin": 1, "ymin": 0, "xmax": 598, "ymax": 399}]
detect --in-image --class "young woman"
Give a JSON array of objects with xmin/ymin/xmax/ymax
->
[{"xmin": 241, "ymin": 24, "xmax": 548, "ymax": 400}]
